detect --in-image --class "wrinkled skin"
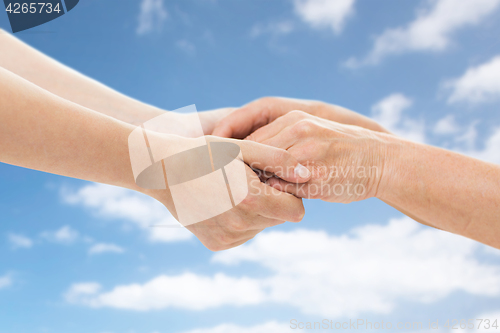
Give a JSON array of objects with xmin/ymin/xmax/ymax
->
[
  {"xmin": 246, "ymin": 111, "xmax": 392, "ymax": 204},
  {"xmin": 212, "ymin": 96, "xmax": 389, "ymax": 139}
]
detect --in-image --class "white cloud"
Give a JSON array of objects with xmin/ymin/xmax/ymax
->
[
  {"xmin": 445, "ymin": 56, "xmax": 500, "ymax": 104},
  {"xmin": 346, "ymin": 0, "xmax": 500, "ymax": 67},
  {"xmin": 66, "ymin": 217, "xmax": 500, "ymax": 317},
  {"xmin": 293, "ymin": 0, "xmax": 356, "ymax": 34},
  {"xmin": 88, "ymin": 243, "xmax": 125, "ymax": 255},
  {"xmin": 176, "ymin": 39, "xmax": 196, "ymax": 56},
  {"xmin": 431, "ymin": 119, "xmax": 500, "ymax": 165},
  {"xmin": 137, "ymin": 0, "xmax": 168, "ymax": 35},
  {"xmin": 7, "ymin": 233, "xmax": 33, "ymax": 249},
  {"xmin": 251, "ymin": 0, "xmax": 354, "ymax": 43},
  {"xmin": 372, "ymin": 93, "xmax": 425, "ymax": 143},
  {"xmin": 177, "ymin": 321, "xmax": 289, "ymax": 333},
  {"xmin": 484, "ymin": 245, "xmax": 500, "ymax": 257},
  {"xmin": 41, "ymin": 225, "xmax": 79, "ymax": 244},
  {"xmin": 434, "ymin": 115, "xmax": 460, "ymax": 135},
  {"xmin": 214, "ymin": 217, "xmax": 500, "ymax": 317},
  {"xmin": 0, "ymin": 274, "xmax": 12, "ymax": 290},
  {"xmin": 61, "ymin": 183, "xmax": 192, "ymax": 243},
  {"xmin": 65, "ymin": 273, "xmax": 265, "ymax": 311},
  {"xmin": 462, "ymin": 127, "xmax": 500, "ymax": 164},
  {"xmin": 64, "ymin": 282, "xmax": 101, "ymax": 303}
]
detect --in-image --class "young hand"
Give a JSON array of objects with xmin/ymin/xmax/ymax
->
[{"xmin": 144, "ymin": 134, "xmax": 312, "ymax": 251}]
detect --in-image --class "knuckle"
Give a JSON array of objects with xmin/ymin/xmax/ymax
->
[
  {"xmin": 298, "ymin": 207, "xmax": 306, "ymax": 220},
  {"xmin": 258, "ymin": 96, "xmax": 276, "ymax": 105},
  {"xmin": 288, "ymin": 110, "xmax": 307, "ymax": 118},
  {"xmin": 252, "ymin": 97, "xmax": 277, "ymax": 113},
  {"xmin": 292, "ymin": 119, "xmax": 315, "ymax": 137},
  {"xmin": 290, "ymin": 205, "xmax": 306, "ymax": 222},
  {"xmin": 241, "ymin": 193, "xmax": 257, "ymax": 207},
  {"xmin": 229, "ymin": 218, "xmax": 249, "ymax": 232}
]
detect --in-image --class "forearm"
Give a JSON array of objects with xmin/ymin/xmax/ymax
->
[
  {"xmin": 378, "ymin": 138, "xmax": 500, "ymax": 248},
  {"xmin": 0, "ymin": 29, "xmax": 164, "ymax": 125},
  {"xmin": 0, "ymin": 66, "xmax": 148, "ymax": 193}
]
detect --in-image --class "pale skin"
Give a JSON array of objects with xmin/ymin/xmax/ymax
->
[
  {"xmin": 0, "ymin": 29, "xmax": 233, "ymax": 132},
  {"xmin": 0, "ymin": 31, "xmax": 314, "ymax": 251},
  {"xmin": 213, "ymin": 98, "xmax": 500, "ymax": 250},
  {"xmin": 0, "ymin": 67, "xmax": 313, "ymax": 252},
  {"xmin": 2, "ymin": 30, "xmax": 499, "ymax": 250}
]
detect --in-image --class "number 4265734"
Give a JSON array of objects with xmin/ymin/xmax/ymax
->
[{"xmin": 6, "ymin": 3, "xmax": 62, "ymax": 14}]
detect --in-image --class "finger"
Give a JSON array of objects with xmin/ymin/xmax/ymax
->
[
  {"xmin": 245, "ymin": 110, "xmax": 305, "ymax": 143},
  {"xmin": 197, "ymin": 107, "xmax": 236, "ymax": 135},
  {"xmin": 186, "ymin": 217, "xmax": 261, "ymax": 250},
  {"xmin": 212, "ymin": 104, "xmax": 271, "ymax": 139},
  {"xmin": 253, "ymin": 181, "xmax": 305, "ymax": 222},
  {"xmin": 238, "ymin": 139, "xmax": 312, "ymax": 183},
  {"xmin": 225, "ymin": 232, "xmax": 262, "ymax": 250},
  {"xmin": 260, "ymin": 126, "xmax": 301, "ymax": 150},
  {"xmin": 238, "ymin": 215, "xmax": 285, "ymax": 230},
  {"xmin": 266, "ymin": 177, "xmax": 311, "ymax": 198},
  {"xmin": 251, "ymin": 167, "xmax": 274, "ymax": 183}
]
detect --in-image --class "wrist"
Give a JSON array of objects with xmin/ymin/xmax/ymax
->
[
  {"xmin": 126, "ymin": 131, "xmax": 179, "ymax": 218},
  {"xmin": 374, "ymin": 135, "xmax": 419, "ymax": 202},
  {"xmin": 127, "ymin": 131, "xmax": 207, "ymax": 216}
]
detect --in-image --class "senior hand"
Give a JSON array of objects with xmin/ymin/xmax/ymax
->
[
  {"xmin": 246, "ymin": 111, "xmax": 392, "ymax": 204},
  {"xmin": 212, "ymin": 97, "xmax": 389, "ymax": 139},
  {"xmin": 245, "ymin": 111, "xmax": 500, "ymax": 250}
]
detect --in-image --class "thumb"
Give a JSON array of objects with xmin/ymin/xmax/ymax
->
[
  {"xmin": 212, "ymin": 109, "xmax": 252, "ymax": 138},
  {"xmin": 237, "ymin": 140, "xmax": 311, "ymax": 183}
]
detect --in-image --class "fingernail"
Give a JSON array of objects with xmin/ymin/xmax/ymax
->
[{"xmin": 294, "ymin": 163, "xmax": 311, "ymax": 179}]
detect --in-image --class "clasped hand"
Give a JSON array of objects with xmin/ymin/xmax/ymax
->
[{"xmin": 179, "ymin": 97, "xmax": 395, "ymax": 251}]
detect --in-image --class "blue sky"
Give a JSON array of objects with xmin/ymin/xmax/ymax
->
[{"xmin": 1, "ymin": 0, "xmax": 500, "ymax": 332}]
